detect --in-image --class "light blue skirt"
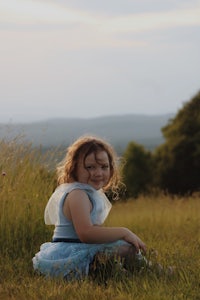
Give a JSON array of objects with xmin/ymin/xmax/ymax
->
[{"xmin": 32, "ymin": 240, "xmax": 129, "ymax": 279}]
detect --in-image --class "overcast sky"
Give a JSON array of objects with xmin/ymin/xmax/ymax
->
[{"xmin": 0, "ymin": 0, "xmax": 200, "ymax": 123}]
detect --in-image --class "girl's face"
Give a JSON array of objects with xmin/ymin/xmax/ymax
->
[{"xmin": 76, "ymin": 150, "xmax": 111, "ymax": 190}]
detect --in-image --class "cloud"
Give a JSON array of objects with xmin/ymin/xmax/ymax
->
[
  {"xmin": 102, "ymin": 8, "xmax": 200, "ymax": 33},
  {"xmin": 1, "ymin": 0, "xmax": 200, "ymax": 34},
  {"xmin": 0, "ymin": 0, "xmax": 89, "ymax": 25}
]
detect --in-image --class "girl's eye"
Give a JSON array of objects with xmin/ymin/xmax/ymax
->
[
  {"xmin": 85, "ymin": 164, "xmax": 109, "ymax": 170},
  {"xmin": 102, "ymin": 165, "xmax": 109, "ymax": 170},
  {"xmin": 85, "ymin": 166, "xmax": 95, "ymax": 170}
]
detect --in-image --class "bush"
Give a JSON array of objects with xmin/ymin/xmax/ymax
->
[{"xmin": 122, "ymin": 142, "xmax": 154, "ymax": 198}]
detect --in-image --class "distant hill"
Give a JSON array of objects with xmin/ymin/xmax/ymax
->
[{"xmin": 0, "ymin": 114, "xmax": 174, "ymax": 153}]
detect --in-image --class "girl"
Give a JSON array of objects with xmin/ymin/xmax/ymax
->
[{"xmin": 32, "ymin": 135, "xmax": 147, "ymax": 279}]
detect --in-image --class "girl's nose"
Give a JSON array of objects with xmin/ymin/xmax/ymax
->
[{"xmin": 94, "ymin": 167, "xmax": 102, "ymax": 176}]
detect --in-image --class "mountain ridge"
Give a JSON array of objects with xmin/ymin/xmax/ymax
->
[{"xmin": 0, "ymin": 113, "xmax": 174, "ymax": 152}]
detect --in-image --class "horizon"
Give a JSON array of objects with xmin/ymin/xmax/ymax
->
[{"xmin": 0, "ymin": 111, "xmax": 176, "ymax": 125}]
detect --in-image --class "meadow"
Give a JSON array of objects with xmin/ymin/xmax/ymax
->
[{"xmin": 0, "ymin": 139, "xmax": 200, "ymax": 300}]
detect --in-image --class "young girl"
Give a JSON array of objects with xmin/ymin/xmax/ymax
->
[{"xmin": 32, "ymin": 135, "xmax": 147, "ymax": 279}]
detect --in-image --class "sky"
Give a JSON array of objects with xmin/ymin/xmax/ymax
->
[{"xmin": 0, "ymin": 0, "xmax": 200, "ymax": 123}]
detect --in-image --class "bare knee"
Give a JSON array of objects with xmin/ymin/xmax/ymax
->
[{"xmin": 116, "ymin": 244, "xmax": 136, "ymax": 260}]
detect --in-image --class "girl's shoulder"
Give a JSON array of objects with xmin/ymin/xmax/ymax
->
[
  {"xmin": 57, "ymin": 182, "xmax": 96, "ymax": 194},
  {"xmin": 44, "ymin": 182, "xmax": 96, "ymax": 225}
]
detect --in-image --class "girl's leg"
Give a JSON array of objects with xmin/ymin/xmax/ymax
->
[
  {"xmin": 115, "ymin": 244, "xmax": 147, "ymax": 271},
  {"xmin": 89, "ymin": 243, "xmax": 148, "ymax": 278},
  {"xmin": 115, "ymin": 244, "xmax": 136, "ymax": 269},
  {"xmin": 89, "ymin": 244, "xmax": 139, "ymax": 275}
]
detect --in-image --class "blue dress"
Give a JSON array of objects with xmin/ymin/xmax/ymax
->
[{"xmin": 32, "ymin": 182, "xmax": 128, "ymax": 279}]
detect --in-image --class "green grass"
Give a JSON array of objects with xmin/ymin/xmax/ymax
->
[{"xmin": 0, "ymin": 139, "xmax": 200, "ymax": 300}]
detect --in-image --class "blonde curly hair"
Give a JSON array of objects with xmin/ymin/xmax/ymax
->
[{"xmin": 56, "ymin": 135, "xmax": 123, "ymax": 197}]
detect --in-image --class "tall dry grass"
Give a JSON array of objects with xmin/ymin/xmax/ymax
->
[{"xmin": 0, "ymin": 139, "xmax": 199, "ymax": 300}]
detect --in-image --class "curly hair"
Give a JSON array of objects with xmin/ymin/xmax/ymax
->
[{"xmin": 56, "ymin": 135, "xmax": 123, "ymax": 197}]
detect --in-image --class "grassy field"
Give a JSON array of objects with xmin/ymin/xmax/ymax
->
[{"xmin": 0, "ymin": 140, "xmax": 200, "ymax": 300}]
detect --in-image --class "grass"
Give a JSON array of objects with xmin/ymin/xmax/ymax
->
[{"xmin": 0, "ymin": 139, "xmax": 200, "ymax": 300}]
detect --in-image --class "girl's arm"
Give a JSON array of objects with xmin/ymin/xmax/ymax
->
[{"xmin": 63, "ymin": 189, "xmax": 146, "ymax": 253}]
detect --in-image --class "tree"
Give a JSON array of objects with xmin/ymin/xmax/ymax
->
[
  {"xmin": 154, "ymin": 91, "xmax": 200, "ymax": 194},
  {"xmin": 122, "ymin": 141, "xmax": 153, "ymax": 198}
]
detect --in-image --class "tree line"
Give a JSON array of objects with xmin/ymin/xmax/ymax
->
[{"xmin": 122, "ymin": 91, "xmax": 200, "ymax": 198}]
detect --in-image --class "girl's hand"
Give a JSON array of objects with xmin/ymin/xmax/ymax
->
[{"xmin": 124, "ymin": 230, "xmax": 146, "ymax": 254}]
